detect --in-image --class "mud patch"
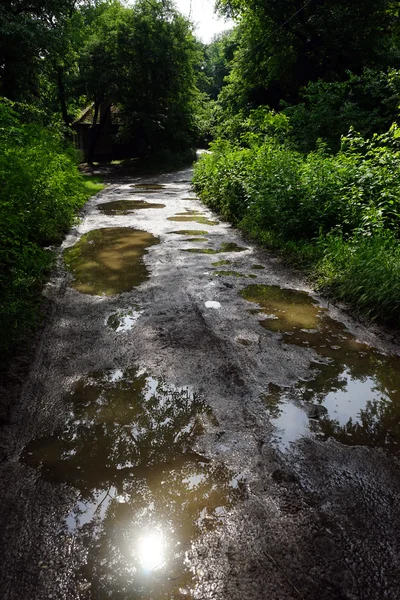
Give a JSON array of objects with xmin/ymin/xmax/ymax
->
[
  {"xmin": 21, "ymin": 369, "xmax": 245, "ymax": 598},
  {"xmin": 98, "ymin": 200, "xmax": 165, "ymax": 214},
  {"xmin": 243, "ymin": 285, "xmax": 400, "ymax": 452},
  {"xmin": 64, "ymin": 228, "xmax": 159, "ymax": 296},
  {"xmin": 184, "ymin": 238, "xmax": 208, "ymax": 242},
  {"xmin": 167, "ymin": 216, "xmax": 219, "ymax": 226}
]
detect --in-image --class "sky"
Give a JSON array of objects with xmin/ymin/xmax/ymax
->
[{"xmin": 173, "ymin": 0, "xmax": 233, "ymax": 43}]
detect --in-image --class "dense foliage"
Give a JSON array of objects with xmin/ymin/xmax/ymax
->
[
  {"xmin": 77, "ymin": 0, "xmax": 202, "ymax": 162},
  {"xmin": 0, "ymin": 101, "xmax": 101, "ymax": 357},
  {"xmin": 192, "ymin": 0, "xmax": 400, "ymax": 326}
]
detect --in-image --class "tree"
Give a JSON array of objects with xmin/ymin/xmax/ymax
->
[
  {"xmin": 216, "ymin": 0, "xmax": 400, "ymax": 108},
  {"xmin": 76, "ymin": 0, "xmax": 202, "ymax": 161}
]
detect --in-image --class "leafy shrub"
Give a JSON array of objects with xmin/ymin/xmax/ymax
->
[
  {"xmin": 0, "ymin": 100, "xmax": 96, "ymax": 358},
  {"xmin": 283, "ymin": 69, "xmax": 400, "ymax": 153}
]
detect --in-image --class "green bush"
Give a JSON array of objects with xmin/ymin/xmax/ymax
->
[
  {"xmin": 283, "ymin": 69, "xmax": 400, "ymax": 153},
  {"xmin": 193, "ymin": 110, "xmax": 400, "ymax": 325},
  {"xmin": 0, "ymin": 100, "xmax": 97, "ymax": 358}
]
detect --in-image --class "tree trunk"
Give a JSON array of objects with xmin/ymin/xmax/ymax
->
[
  {"xmin": 57, "ymin": 66, "xmax": 70, "ymax": 131},
  {"xmin": 87, "ymin": 100, "xmax": 100, "ymax": 164}
]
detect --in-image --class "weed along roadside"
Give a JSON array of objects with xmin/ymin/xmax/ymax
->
[{"xmin": 1, "ymin": 164, "xmax": 400, "ymax": 599}]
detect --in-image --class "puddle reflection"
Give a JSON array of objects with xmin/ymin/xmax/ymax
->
[
  {"xmin": 98, "ymin": 200, "xmax": 165, "ymax": 214},
  {"xmin": 242, "ymin": 285, "xmax": 400, "ymax": 452},
  {"xmin": 64, "ymin": 228, "xmax": 159, "ymax": 295},
  {"xmin": 21, "ymin": 369, "xmax": 244, "ymax": 598},
  {"xmin": 107, "ymin": 308, "xmax": 143, "ymax": 332}
]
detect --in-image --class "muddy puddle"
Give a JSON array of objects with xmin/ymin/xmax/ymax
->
[
  {"xmin": 212, "ymin": 260, "xmax": 231, "ymax": 267},
  {"xmin": 175, "ymin": 210, "xmax": 202, "ymax": 216},
  {"xmin": 184, "ymin": 242, "xmax": 247, "ymax": 255},
  {"xmin": 98, "ymin": 200, "xmax": 165, "ymax": 214},
  {"xmin": 64, "ymin": 228, "xmax": 159, "ymax": 296},
  {"xmin": 167, "ymin": 216, "xmax": 219, "ymax": 226},
  {"xmin": 169, "ymin": 230, "xmax": 208, "ymax": 236},
  {"xmin": 21, "ymin": 369, "xmax": 245, "ymax": 598},
  {"xmin": 241, "ymin": 284, "xmax": 400, "ymax": 453},
  {"xmin": 184, "ymin": 237, "xmax": 208, "ymax": 242}
]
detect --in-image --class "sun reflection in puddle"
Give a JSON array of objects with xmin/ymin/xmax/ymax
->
[
  {"xmin": 21, "ymin": 368, "xmax": 245, "ymax": 597},
  {"xmin": 136, "ymin": 530, "xmax": 166, "ymax": 572}
]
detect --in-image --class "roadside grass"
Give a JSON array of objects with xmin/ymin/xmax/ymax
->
[
  {"xmin": 82, "ymin": 175, "xmax": 105, "ymax": 197},
  {"xmin": 0, "ymin": 103, "xmax": 105, "ymax": 362}
]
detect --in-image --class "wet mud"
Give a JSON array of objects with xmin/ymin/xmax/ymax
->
[{"xmin": 2, "ymin": 166, "xmax": 400, "ymax": 600}]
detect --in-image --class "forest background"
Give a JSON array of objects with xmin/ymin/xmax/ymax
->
[{"xmin": 1, "ymin": 0, "xmax": 400, "ymax": 362}]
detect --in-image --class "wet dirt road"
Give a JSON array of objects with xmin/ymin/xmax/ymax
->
[{"xmin": 1, "ymin": 165, "xmax": 400, "ymax": 599}]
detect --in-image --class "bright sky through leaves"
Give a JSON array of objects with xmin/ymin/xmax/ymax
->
[{"xmin": 174, "ymin": 0, "xmax": 233, "ymax": 42}]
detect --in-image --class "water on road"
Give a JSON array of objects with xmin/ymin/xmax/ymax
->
[{"xmin": 1, "ymin": 165, "xmax": 400, "ymax": 600}]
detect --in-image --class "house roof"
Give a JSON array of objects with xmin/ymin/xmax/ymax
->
[{"xmin": 74, "ymin": 103, "xmax": 123, "ymax": 126}]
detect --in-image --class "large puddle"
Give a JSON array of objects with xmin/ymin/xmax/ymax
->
[
  {"xmin": 241, "ymin": 284, "xmax": 400, "ymax": 453},
  {"xmin": 98, "ymin": 200, "xmax": 165, "ymax": 214},
  {"xmin": 64, "ymin": 228, "xmax": 159, "ymax": 295},
  {"xmin": 21, "ymin": 369, "xmax": 244, "ymax": 598}
]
